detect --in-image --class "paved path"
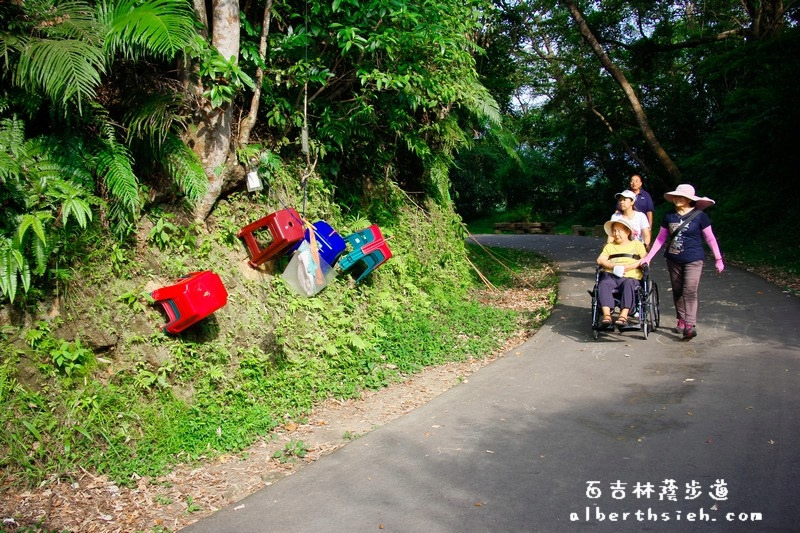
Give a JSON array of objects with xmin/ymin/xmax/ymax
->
[{"xmin": 182, "ymin": 235, "xmax": 800, "ymax": 532}]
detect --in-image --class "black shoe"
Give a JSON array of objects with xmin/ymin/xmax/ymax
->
[{"xmin": 682, "ymin": 326, "xmax": 697, "ymax": 340}]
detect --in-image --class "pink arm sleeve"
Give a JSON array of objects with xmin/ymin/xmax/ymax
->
[
  {"xmin": 702, "ymin": 226, "xmax": 722, "ymax": 259},
  {"xmin": 642, "ymin": 227, "xmax": 668, "ymax": 264},
  {"xmin": 703, "ymin": 226, "xmax": 725, "ymax": 272}
]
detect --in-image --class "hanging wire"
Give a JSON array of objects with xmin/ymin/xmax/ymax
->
[
  {"xmin": 300, "ymin": 0, "xmax": 310, "ymax": 215},
  {"xmin": 302, "ymin": 166, "xmax": 308, "ymax": 216},
  {"xmin": 301, "ymin": 0, "xmax": 310, "ymax": 160}
]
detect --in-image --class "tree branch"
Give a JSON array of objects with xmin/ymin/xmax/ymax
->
[
  {"xmin": 563, "ymin": 0, "xmax": 681, "ymax": 184},
  {"xmin": 601, "ymin": 29, "xmax": 744, "ymax": 53},
  {"xmin": 238, "ymin": 0, "xmax": 274, "ymax": 146}
]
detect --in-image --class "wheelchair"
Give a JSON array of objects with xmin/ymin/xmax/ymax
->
[{"xmin": 590, "ymin": 264, "xmax": 660, "ymax": 339}]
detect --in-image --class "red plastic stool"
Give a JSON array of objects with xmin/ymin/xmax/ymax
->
[
  {"xmin": 151, "ymin": 271, "xmax": 228, "ymax": 334},
  {"xmin": 237, "ymin": 208, "xmax": 305, "ymax": 267}
]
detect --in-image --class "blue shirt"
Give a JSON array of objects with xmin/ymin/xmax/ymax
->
[
  {"xmin": 633, "ymin": 189, "xmax": 654, "ymax": 216},
  {"xmin": 662, "ymin": 210, "xmax": 712, "ymax": 264}
]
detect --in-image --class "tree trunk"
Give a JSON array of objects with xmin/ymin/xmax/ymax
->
[
  {"xmin": 189, "ymin": 0, "xmax": 242, "ymax": 222},
  {"xmin": 744, "ymin": 0, "xmax": 785, "ymax": 40},
  {"xmin": 563, "ymin": 0, "xmax": 681, "ymax": 185}
]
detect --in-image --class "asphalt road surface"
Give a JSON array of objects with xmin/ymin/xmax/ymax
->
[{"xmin": 182, "ymin": 234, "xmax": 800, "ymax": 532}]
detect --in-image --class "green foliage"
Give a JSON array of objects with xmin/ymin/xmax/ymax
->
[
  {"xmin": 0, "ymin": 0, "xmax": 210, "ymax": 300},
  {"xmin": 243, "ymin": 0, "xmax": 499, "ymax": 205},
  {"xmin": 194, "ymin": 45, "xmax": 255, "ymax": 108},
  {"xmin": 0, "ymin": 190, "xmax": 557, "ymax": 489},
  {"xmin": 147, "ymin": 215, "xmax": 179, "ymax": 251},
  {"xmin": 118, "ymin": 288, "xmax": 149, "ymax": 313},
  {"xmin": 100, "ymin": 0, "xmax": 198, "ymax": 60},
  {"xmin": 109, "ymin": 241, "xmax": 133, "ymax": 277},
  {"xmin": 272, "ymin": 440, "xmax": 308, "ymax": 463},
  {"xmin": 50, "ymin": 338, "xmax": 94, "ymax": 377},
  {"xmin": 0, "ymin": 116, "xmax": 106, "ymax": 302},
  {"xmin": 157, "ymin": 133, "xmax": 208, "ymax": 203},
  {"xmin": 376, "ymin": 299, "xmax": 518, "ymax": 374},
  {"xmin": 94, "ymin": 117, "xmax": 142, "ymax": 236},
  {"xmin": 0, "ymin": 237, "xmax": 31, "ymax": 304},
  {"xmin": 1, "ymin": 0, "xmax": 197, "ymax": 114},
  {"xmin": 682, "ymin": 27, "xmax": 800, "ymax": 274},
  {"xmin": 5, "ymin": 0, "xmax": 106, "ymax": 114}
]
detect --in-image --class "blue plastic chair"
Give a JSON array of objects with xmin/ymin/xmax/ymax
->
[{"xmin": 289, "ymin": 220, "xmax": 347, "ymax": 267}]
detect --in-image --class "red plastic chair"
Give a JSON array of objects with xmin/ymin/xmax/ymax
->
[
  {"xmin": 151, "ymin": 271, "xmax": 228, "ymax": 334},
  {"xmin": 237, "ymin": 208, "xmax": 305, "ymax": 267}
]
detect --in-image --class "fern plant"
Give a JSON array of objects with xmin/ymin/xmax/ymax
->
[
  {"xmin": 0, "ymin": 238, "xmax": 31, "ymax": 304},
  {"xmin": 0, "ymin": 0, "xmax": 209, "ymax": 301},
  {"xmin": 0, "ymin": 116, "xmax": 103, "ymax": 302},
  {"xmin": 152, "ymin": 132, "xmax": 207, "ymax": 204},
  {"xmin": 1, "ymin": 0, "xmax": 197, "ymax": 114}
]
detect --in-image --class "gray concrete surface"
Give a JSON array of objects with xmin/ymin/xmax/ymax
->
[{"xmin": 182, "ymin": 234, "xmax": 800, "ymax": 532}]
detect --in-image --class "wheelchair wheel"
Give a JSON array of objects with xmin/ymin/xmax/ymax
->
[
  {"xmin": 646, "ymin": 281, "xmax": 660, "ymax": 331},
  {"xmin": 590, "ymin": 288, "xmax": 601, "ymax": 340},
  {"xmin": 638, "ymin": 287, "xmax": 648, "ymax": 339}
]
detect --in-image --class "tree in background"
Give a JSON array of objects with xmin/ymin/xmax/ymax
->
[
  {"xmin": 682, "ymin": 25, "xmax": 800, "ymax": 256},
  {"xmin": 0, "ymin": 0, "xmax": 205, "ymax": 302},
  {"xmin": 454, "ymin": 0, "xmax": 799, "ymax": 241},
  {"xmin": 563, "ymin": 0, "xmax": 681, "ymax": 184}
]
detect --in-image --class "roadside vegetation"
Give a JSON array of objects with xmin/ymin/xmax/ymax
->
[
  {"xmin": 0, "ymin": 173, "xmax": 557, "ymax": 488},
  {"xmin": 2, "ymin": 1, "xmax": 798, "ymax": 520}
]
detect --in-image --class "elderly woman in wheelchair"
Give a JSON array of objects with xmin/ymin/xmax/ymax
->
[{"xmin": 595, "ymin": 218, "xmax": 646, "ymax": 329}]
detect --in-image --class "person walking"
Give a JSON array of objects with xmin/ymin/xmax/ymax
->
[
  {"xmin": 641, "ymin": 184, "xmax": 725, "ymax": 340},
  {"xmin": 610, "ymin": 190, "xmax": 651, "ymax": 250},
  {"xmin": 628, "ymin": 174, "xmax": 655, "ymax": 229}
]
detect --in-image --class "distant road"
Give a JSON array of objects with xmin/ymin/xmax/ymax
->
[{"xmin": 183, "ymin": 234, "xmax": 800, "ymax": 532}]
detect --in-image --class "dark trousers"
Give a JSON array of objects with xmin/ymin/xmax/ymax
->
[
  {"xmin": 666, "ymin": 258, "xmax": 704, "ymax": 327},
  {"xmin": 598, "ymin": 272, "xmax": 637, "ymax": 311}
]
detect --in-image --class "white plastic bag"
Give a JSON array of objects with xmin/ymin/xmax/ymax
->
[{"xmin": 282, "ymin": 240, "xmax": 336, "ymax": 296}]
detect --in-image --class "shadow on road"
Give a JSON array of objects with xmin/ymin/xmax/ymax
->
[{"xmin": 183, "ymin": 234, "xmax": 800, "ymax": 533}]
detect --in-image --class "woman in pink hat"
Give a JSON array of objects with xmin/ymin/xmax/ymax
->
[{"xmin": 641, "ymin": 184, "xmax": 725, "ymax": 340}]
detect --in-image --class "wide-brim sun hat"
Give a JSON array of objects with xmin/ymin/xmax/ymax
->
[
  {"xmin": 664, "ymin": 184, "xmax": 715, "ymax": 210},
  {"xmin": 604, "ymin": 218, "xmax": 634, "ymax": 237}
]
